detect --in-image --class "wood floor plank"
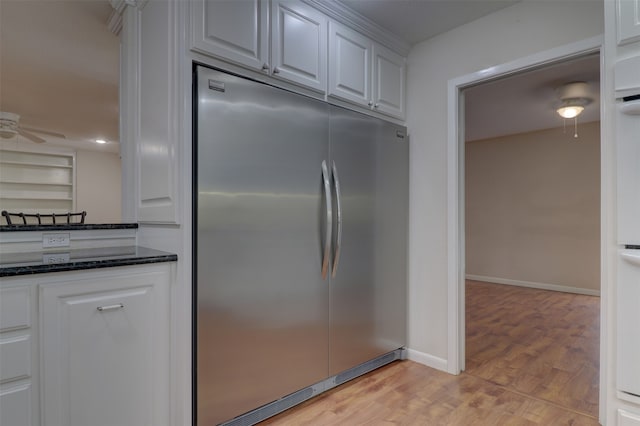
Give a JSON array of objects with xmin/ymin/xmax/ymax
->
[{"xmin": 260, "ymin": 281, "xmax": 600, "ymax": 425}]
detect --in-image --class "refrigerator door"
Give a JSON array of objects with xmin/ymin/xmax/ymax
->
[
  {"xmin": 195, "ymin": 66, "xmax": 330, "ymax": 425},
  {"xmin": 328, "ymin": 106, "xmax": 408, "ymax": 376}
]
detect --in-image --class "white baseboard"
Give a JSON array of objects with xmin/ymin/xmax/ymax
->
[
  {"xmin": 465, "ymin": 274, "xmax": 600, "ymax": 296},
  {"xmin": 406, "ymin": 349, "xmax": 449, "ymax": 372}
]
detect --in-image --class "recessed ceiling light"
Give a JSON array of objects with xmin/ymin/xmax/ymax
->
[{"xmin": 95, "ymin": 139, "xmax": 107, "ymax": 144}]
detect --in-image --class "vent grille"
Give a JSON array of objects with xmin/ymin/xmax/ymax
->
[
  {"xmin": 221, "ymin": 386, "xmax": 317, "ymax": 426},
  {"xmin": 218, "ymin": 349, "xmax": 404, "ymax": 426},
  {"xmin": 334, "ymin": 351, "xmax": 399, "ymax": 386}
]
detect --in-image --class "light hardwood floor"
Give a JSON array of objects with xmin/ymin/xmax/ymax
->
[{"xmin": 261, "ymin": 281, "xmax": 600, "ymax": 425}]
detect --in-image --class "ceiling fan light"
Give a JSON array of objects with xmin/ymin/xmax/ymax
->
[{"xmin": 557, "ymin": 105, "xmax": 584, "ymax": 119}]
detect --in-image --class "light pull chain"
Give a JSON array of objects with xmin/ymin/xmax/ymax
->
[{"xmin": 574, "ymin": 116, "xmax": 579, "ymax": 138}]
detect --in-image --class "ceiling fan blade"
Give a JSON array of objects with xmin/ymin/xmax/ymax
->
[
  {"xmin": 18, "ymin": 129, "xmax": 46, "ymax": 143},
  {"xmin": 20, "ymin": 126, "xmax": 66, "ymax": 139}
]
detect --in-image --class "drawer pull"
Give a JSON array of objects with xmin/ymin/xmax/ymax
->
[{"xmin": 97, "ymin": 304, "xmax": 124, "ymax": 312}]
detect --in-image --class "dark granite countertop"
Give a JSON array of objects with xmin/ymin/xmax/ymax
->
[
  {"xmin": 0, "ymin": 223, "xmax": 138, "ymax": 232},
  {"xmin": 0, "ymin": 246, "xmax": 177, "ymax": 277}
]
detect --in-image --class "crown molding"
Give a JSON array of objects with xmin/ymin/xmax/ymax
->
[
  {"xmin": 301, "ymin": 0, "xmax": 411, "ymax": 56},
  {"xmin": 108, "ymin": 0, "xmax": 138, "ymax": 35}
]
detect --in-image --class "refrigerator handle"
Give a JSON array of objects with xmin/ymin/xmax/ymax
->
[
  {"xmin": 331, "ymin": 161, "xmax": 343, "ymax": 278},
  {"xmin": 321, "ymin": 160, "xmax": 333, "ymax": 279}
]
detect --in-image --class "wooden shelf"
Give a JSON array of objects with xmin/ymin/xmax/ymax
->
[
  {"xmin": 1, "ymin": 180, "xmax": 73, "ymax": 187},
  {"xmin": 0, "ymin": 160, "xmax": 73, "ymax": 169},
  {"xmin": 1, "ymin": 195, "xmax": 73, "ymax": 201},
  {"xmin": 0, "ymin": 148, "xmax": 75, "ymax": 217}
]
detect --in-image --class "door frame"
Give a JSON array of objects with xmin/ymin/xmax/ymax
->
[{"xmin": 445, "ymin": 35, "xmax": 606, "ymax": 420}]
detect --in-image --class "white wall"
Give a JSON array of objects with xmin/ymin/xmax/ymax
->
[
  {"xmin": 75, "ymin": 149, "xmax": 121, "ymax": 223},
  {"xmin": 465, "ymin": 123, "xmax": 601, "ymax": 294},
  {"xmin": 406, "ymin": 0, "xmax": 604, "ymax": 363}
]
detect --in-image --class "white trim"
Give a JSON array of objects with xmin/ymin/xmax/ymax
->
[
  {"xmin": 447, "ymin": 33, "xmax": 604, "ymax": 381},
  {"xmin": 406, "ymin": 349, "xmax": 448, "ymax": 372},
  {"xmin": 466, "ymin": 274, "xmax": 601, "ymax": 297}
]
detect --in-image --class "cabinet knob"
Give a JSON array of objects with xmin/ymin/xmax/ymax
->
[
  {"xmin": 261, "ymin": 63, "xmax": 269, "ymax": 73},
  {"xmin": 273, "ymin": 67, "xmax": 280, "ymax": 75},
  {"xmin": 97, "ymin": 303, "xmax": 124, "ymax": 312},
  {"xmin": 374, "ymin": 103, "xmax": 379, "ymax": 108},
  {"xmin": 368, "ymin": 101, "xmax": 373, "ymax": 106}
]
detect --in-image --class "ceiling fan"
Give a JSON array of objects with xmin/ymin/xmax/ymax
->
[{"xmin": 0, "ymin": 111, "xmax": 66, "ymax": 144}]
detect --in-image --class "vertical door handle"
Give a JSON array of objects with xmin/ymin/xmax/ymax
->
[
  {"xmin": 331, "ymin": 161, "xmax": 342, "ymax": 278},
  {"xmin": 321, "ymin": 160, "xmax": 333, "ymax": 279}
]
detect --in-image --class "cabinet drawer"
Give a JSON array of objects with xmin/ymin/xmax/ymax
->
[
  {"xmin": 0, "ymin": 287, "xmax": 30, "ymax": 332},
  {"xmin": 0, "ymin": 382, "xmax": 32, "ymax": 426},
  {"xmin": 619, "ymin": 409, "xmax": 640, "ymax": 426},
  {"xmin": 0, "ymin": 335, "xmax": 31, "ymax": 383}
]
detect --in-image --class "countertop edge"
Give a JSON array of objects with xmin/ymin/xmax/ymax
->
[
  {"xmin": 0, "ymin": 249, "xmax": 177, "ymax": 278},
  {"xmin": 0, "ymin": 223, "xmax": 139, "ymax": 232}
]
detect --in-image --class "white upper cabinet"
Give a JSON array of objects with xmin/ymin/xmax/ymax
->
[
  {"xmin": 329, "ymin": 21, "xmax": 406, "ymax": 120},
  {"xmin": 191, "ymin": 0, "xmax": 327, "ymax": 93},
  {"xmin": 135, "ymin": 0, "xmax": 180, "ymax": 224},
  {"xmin": 617, "ymin": 0, "xmax": 640, "ymax": 45},
  {"xmin": 191, "ymin": 0, "xmax": 269, "ymax": 72},
  {"xmin": 328, "ymin": 21, "xmax": 372, "ymax": 107},
  {"xmin": 270, "ymin": 1, "xmax": 327, "ymax": 92},
  {"xmin": 372, "ymin": 43, "xmax": 406, "ymax": 119},
  {"xmin": 190, "ymin": 0, "xmax": 406, "ymax": 113}
]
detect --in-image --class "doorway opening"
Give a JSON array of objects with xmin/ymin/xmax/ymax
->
[{"xmin": 446, "ymin": 36, "xmax": 604, "ymax": 423}]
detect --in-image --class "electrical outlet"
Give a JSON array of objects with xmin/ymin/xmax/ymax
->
[
  {"xmin": 42, "ymin": 253, "xmax": 70, "ymax": 264},
  {"xmin": 43, "ymin": 233, "xmax": 70, "ymax": 248}
]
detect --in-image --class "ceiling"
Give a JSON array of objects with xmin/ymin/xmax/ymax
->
[
  {"xmin": 465, "ymin": 54, "xmax": 601, "ymax": 142},
  {"xmin": 338, "ymin": 0, "xmax": 519, "ymax": 45},
  {"xmin": 0, "ymin": 0, "xmax": 599, "ymax": 153}
]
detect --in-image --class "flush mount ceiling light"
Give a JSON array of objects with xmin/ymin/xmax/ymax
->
[
  {"xmin": 555, "ymin": 81, "xmax": 592, "ymax": 138},
  {"xmin": 556, "ymin": 103, "xmax": 584, "ymax": 119}
]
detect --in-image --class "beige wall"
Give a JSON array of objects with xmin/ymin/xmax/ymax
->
[
  {"xmin": 465, "ymin": 123, "xmax": 600, "ymax": 294},
  {"xmin": 406, "ymin": 0, "xmax": 603, "ymax": 361},
  {"xmin": 76, "ymin": 149, "xmax": 121, "ymax": 223}
]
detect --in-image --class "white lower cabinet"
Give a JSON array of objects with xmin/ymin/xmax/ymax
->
[
  {"xmin": 0, "ymin": 283, "xmax": 36, "ymax": 426},
  {"xmin": 0, "ymin": 263, "xmax": 172, "ymax": 426},
  {"xmin": 40, "ymin": 266, "xmax": 171, "ymax": 426},
  {"xmin": 620, "ymin": 409, "xmax": 640, "ymax": 425},
  {"xmin": 0, "ymin": 383, "xmax": 32, "ymax": 426}
]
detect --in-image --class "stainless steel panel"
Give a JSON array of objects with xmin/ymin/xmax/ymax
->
[
  {"xmin": 195, "ymin": 66, "xmax": 330, "ymax": 426},
  {"xmin": 328, "ymin": 106, "xmax": 408, "ymax": 376}
]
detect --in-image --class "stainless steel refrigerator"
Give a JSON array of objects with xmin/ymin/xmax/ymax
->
[{"xmin": 194, "ymin": 65, "xmax": 408, "ymax": 426}]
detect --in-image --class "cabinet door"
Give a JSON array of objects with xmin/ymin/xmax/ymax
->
[
  {"xmin": 372, "ymin": 43, "xmax": 406, "ymax": 119},
  {"xmin": 40, "ymin": 268, "xmax": 170, "ymax": 426},
  {"xmin": 137, "ymin": 0, "xmax": 180, "ymax": 224},
  {"xmin": 191, "ymin": 0, "xmax": 269, "ymax": 71},
  {"xmin": 271, "ymin": 0, "xmax": 327, "ymax": 92},
  {"xmin": 617, "ymin": 0, "xmax": 640, "ymax": 45},
  {"xmin": 328, "ymin": 21, "xmax": 372, "ymax": 107}
]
